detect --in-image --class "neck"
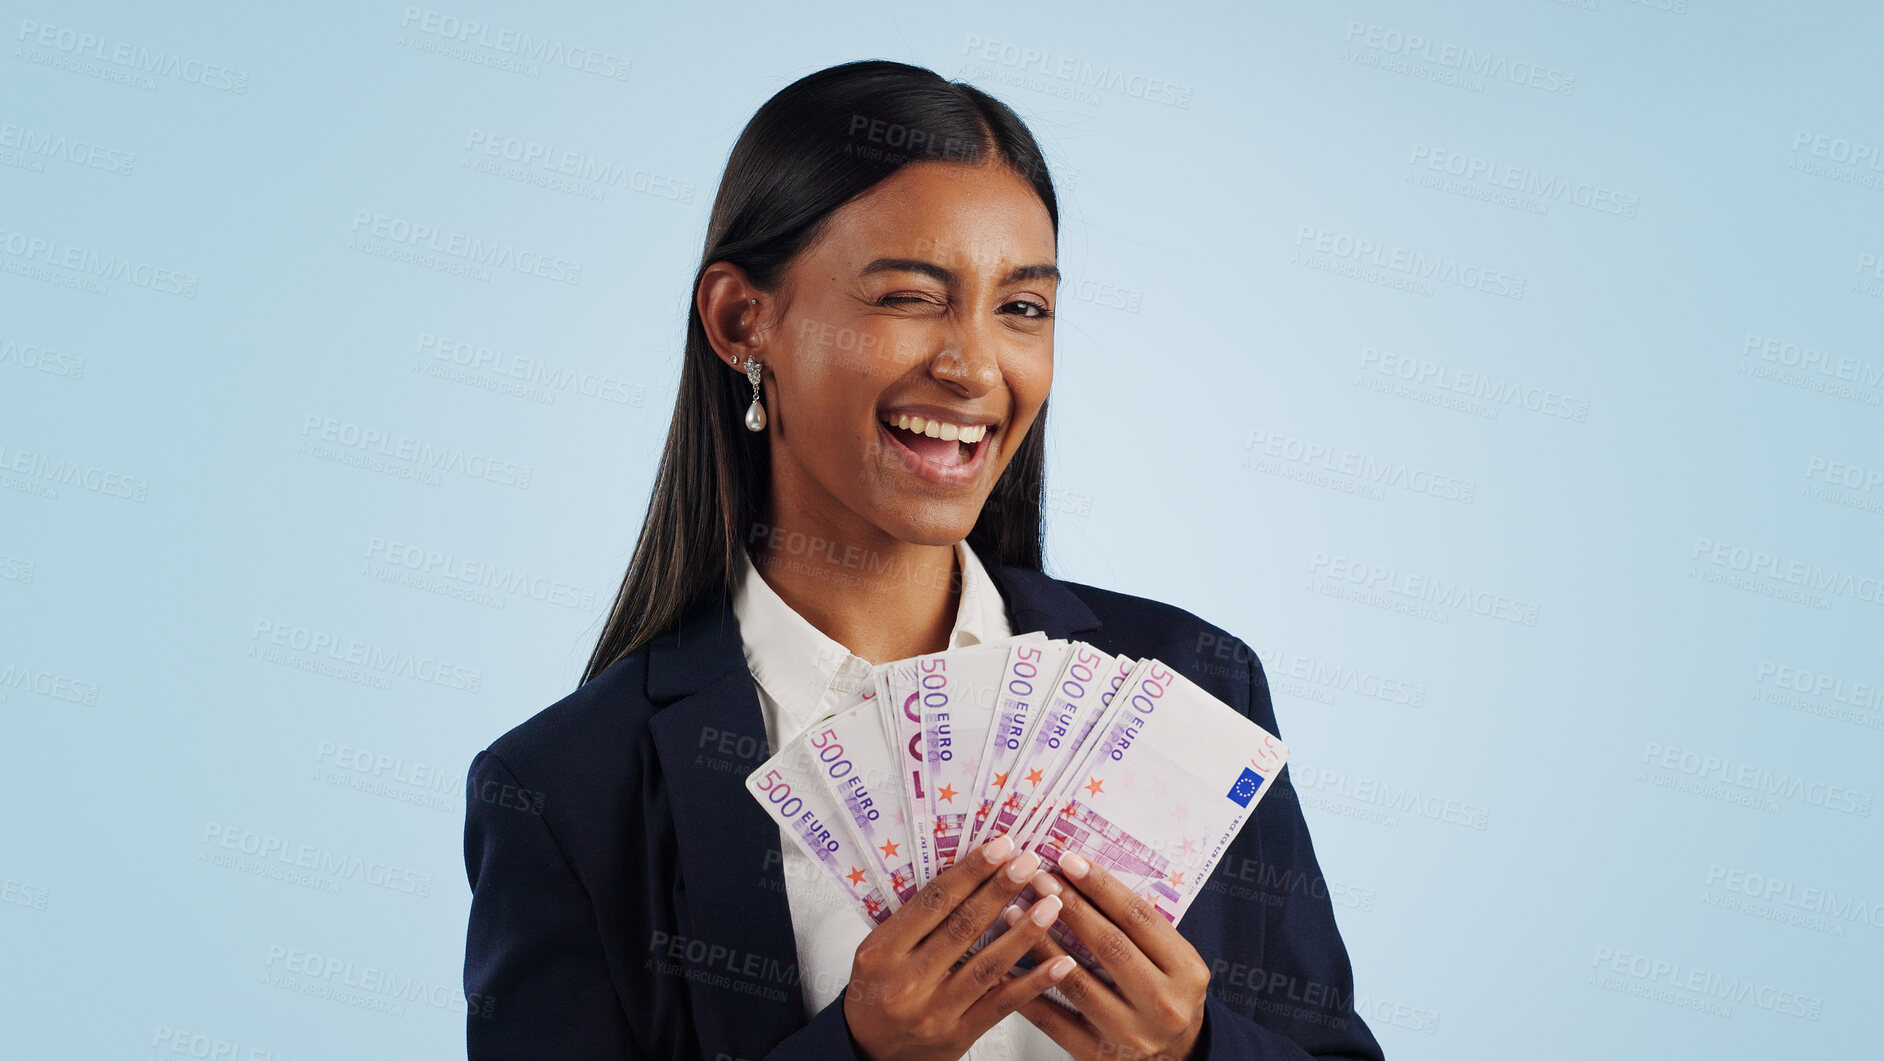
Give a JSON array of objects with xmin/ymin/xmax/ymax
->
[{"xmin": 747, "ymin": 515, "xmax": 961, "ymax": 666}]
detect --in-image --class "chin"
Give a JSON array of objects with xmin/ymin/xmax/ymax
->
[{"xmin": 870, "ymin": 504, "xmax": 984, "ymax": 548}]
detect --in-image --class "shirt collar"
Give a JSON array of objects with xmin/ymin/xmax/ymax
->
[
  {"xmin": 951, "ymin": 537, "xmax": 1010, "ymax": 648},
  {"xmin": 731, "ymin": 540, "xmax": 1013, "ymax": 729}
]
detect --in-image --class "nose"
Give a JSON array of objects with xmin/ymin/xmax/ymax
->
[{"xmin": 929, "ymin": 319, "xmax": 1001, "ymax": 399}]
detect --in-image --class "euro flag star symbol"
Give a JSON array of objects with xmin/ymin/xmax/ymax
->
[
  {"xmin": 1026, "ymin": 768, "xmax": 1045, "ymax": 786},
  {"xmin": 1167, "ymin": 869, "xmax": 1185, "ymax": 886},
  {"xmin": 1084, "ymin": 777, "xmax": 1105, "ymax": 797},
  {"xmin": 879, "ymin": 839, "xmax": 900, "ymax": 859},
  {"xmin": 994, "ymin": 771, "xmax": 1009, "ymax": 787},
  {"xmin": 936, "ymin": 784, "xmax": 958, "ymax": 803},
  {"xmin": 847, "ymin": 866, "xmax": 867, "ymax": 886}
]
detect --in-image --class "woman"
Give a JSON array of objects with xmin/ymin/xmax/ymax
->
[{"xmin": 463, "ymin": 60, "xmax": 1383, "ymax": 1061}]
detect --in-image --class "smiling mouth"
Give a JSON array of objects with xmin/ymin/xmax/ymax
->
[{"xmin": 879, "ymin": 413, "xmax": 993, "ymax": 470}]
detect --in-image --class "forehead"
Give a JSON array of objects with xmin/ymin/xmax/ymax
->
[{"xmin": 816, "ymin": 161, "xmax": 1056, "ymax": 273}]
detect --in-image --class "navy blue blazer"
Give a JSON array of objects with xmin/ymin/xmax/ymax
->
[{"xmin": 463, "ymin": 561, "xmax": 1386, "ymax": 1060}]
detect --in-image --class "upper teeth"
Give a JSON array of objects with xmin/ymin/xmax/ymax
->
[{"xmin": 885, "ymin": 414, "xmax": 988, "ymax": 443}]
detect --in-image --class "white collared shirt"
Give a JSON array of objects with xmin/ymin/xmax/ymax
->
[{"xmin": 732, "ymin": 539, "xmax": 1069, "ymax": 1059}]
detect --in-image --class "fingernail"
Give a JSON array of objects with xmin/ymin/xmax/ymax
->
[
  {"xmin": 1030, "ymin": 870, "xmax": 1061, "ymax": 896},
  {"xmin": 1030, "ymin": 894, "xmax": 1062, "ymax": 926},
  {"xmin": 1047, "ymin": 955, "xmax": 1077, "ymax": 980},
  {"xmin": 1003, "ymin": 904, "xmax": 1022, "ymax": 928},
  {"xmin": 983, "ymin": 836, "xmax": 1014, "ymax": 863},
  {"xmin": 1004, "ymin": 850, "xmax": 1040, "ymax": 882},
  {"xmin": 1059, "ymin": 853, "xmax": 1090, "ymax": 880}
]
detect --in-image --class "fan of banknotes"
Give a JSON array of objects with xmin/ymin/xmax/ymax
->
[{"xmin": 744, "ymin": 633, "xmax": 1291, "ymax": 971}]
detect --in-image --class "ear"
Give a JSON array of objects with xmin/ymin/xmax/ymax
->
[{"xmin": 697, "ymin": 262, "xmax": 771, "ymax": 369}]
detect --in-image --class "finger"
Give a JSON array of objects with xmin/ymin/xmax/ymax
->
[
  {"xmin": 939, "ymin": 891, "xmax": 1062, "ymax": 1010},
  {"xmin": 1030, "ymin": 863, "xmax": 1169, "ymax": 1010},
  {"xmin": 962, "ymin": 950, "xmax": 1082, "ymax": 1044},
  {"xmin": 1016, "ymin": 903, "xmax": 1137, "ymax": 1033},
  {"xmin": 1054, "ymin": 852, "xmax": 1192, "ymax": 972},
  {"xmin": 876, "ymin": 836, "xmax": 1018, "ymax": 955},
  {"xmin": 913, "ymin": 846, "xmax": 1043, "ymax": 975},
  {"xmin": 1017, "ymin": 992, "xmax": 1104, "ymax": 1060}
]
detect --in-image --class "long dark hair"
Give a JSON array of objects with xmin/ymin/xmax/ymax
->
[{"xmin": 582, "ymin": 60, "xmax": 1061, "ymax": 685}]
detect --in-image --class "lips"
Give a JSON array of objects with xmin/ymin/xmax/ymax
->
[
  {"xmin": 877, "ymin": 411, "xmax": 997, "ymax": 482},
  {"xmin": 881, "ymin": 412, "xmax": 991, "ymax": 445}
]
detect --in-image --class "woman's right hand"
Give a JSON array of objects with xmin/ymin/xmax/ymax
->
[{"xmin": 842, "ymin": 836, "xmax": 1078, "ymax": 1061}]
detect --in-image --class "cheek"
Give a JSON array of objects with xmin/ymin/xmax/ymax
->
[
  {"xmin": 1006, "ymin": 357, "xmax": 1053, "ymax": 420},
  {"xmin": 772, "ymin": 360, "xmax": 880, "ymax": 453}
]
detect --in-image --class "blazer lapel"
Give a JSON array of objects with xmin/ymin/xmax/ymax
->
[
  {"xmin": 646, "ymin": 602, "xmax": 805, "ymax": 1057},
  {"xmin": 641, "ymin": 558, "xmax": 1100, "ymax": 1056},
  {"xmin": 985, "ymin": 560, "xmax": 1103, "ymax": 641}
]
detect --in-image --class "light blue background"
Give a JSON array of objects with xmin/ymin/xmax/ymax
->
[{"xmin": 4, "ymin": 1, "xmax": 1879, "ymax": 1057}]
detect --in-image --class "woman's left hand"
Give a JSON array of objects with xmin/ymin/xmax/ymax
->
[{"xmin": 1007, "ymin": 852, "xmax": 1211, "ymax": 1060}]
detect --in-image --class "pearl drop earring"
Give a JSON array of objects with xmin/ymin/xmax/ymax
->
[
  {"xmin": 740, "ymin": 298, "xmax": 766, "ymax": 432},
  {"xmin": 742, "ymin": 355, "xmax": 766, "ymax": 432}
]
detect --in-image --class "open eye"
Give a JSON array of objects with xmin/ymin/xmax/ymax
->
[{"xmin": 1003, "ymin": 299, "xmax": 1052, "ymax": 319}]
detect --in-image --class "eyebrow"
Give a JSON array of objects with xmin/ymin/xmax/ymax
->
[{"xmin": 860, "ymin": 257, "xmax": 1061, "ymax": 285}]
